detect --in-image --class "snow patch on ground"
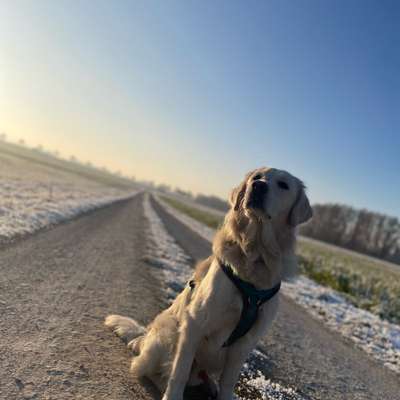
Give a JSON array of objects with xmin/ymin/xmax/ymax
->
[
  {"xmin": 143, "ymin": 194, "xmax": 192, "ymax": 300},
  {"xmin": 283, "ymin": 276, "xmax": 400, "ymax": 373},
  {"xmin": 154, "ymin": 195, "xmax": 400, "ymax": 375},
  {"xmin": 143, "ymin": 194, "xmax": 304, "ymax": 400},
  {"xmin": 238, "ymin": 350, "xmax": 302, "ymax": 400},
  {"xmin": 0, "ymin": 150, "xmax": 140, "ymax": 241},
  {"xmin": 0, "ymin": 180, "xmax": 138, "ymax": 240}
]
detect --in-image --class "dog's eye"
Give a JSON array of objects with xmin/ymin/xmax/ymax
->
[
  {"xmin": 277, "ymin": 181, "xmax": 289, "ymax": 190},
  {"xmin": 253, "ymin": 174, "xmax": 262, "ymax": 181}
]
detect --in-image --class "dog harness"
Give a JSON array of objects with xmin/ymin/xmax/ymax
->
[{"xmin": 219, "ymin": 260, "xmax": 281, "ymax": 347}]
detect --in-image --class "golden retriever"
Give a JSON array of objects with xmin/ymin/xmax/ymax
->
[{"xmin": 105, "ymin": 167, "xmax": 312, "ymax": 400}]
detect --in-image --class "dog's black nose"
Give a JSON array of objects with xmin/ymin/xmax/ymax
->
[{"xmin": 252, "ymin": 180, "xmax": 268, "ymax": 193}]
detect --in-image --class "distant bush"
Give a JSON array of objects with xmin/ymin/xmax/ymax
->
[
  {"xmin": 174, "ymin": 188, "xmax": 193, "ymax": 198},
  {"xmin": 157, "ymin": 184, "xmax": 171, "ymax": 193},
  {"xmin": 301, "ymin": 203, "xmax": 400, "ymax": 265}
]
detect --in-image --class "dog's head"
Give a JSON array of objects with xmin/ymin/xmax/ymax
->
[
  {"xmin": 218, "ymin": 167, "xmax": 312, "ymax": 277},
  {"xmin": 230, "ymin": 167, "xmax": 312, "ymax": 228}
]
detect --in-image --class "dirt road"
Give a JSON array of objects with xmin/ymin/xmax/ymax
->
[
  {"xmin": 1, "ymin": 193, "xmax": 399, "ymax": 399},
  {"xmin": 0, "ymin": 195, "xmax": 164, "ymax": 400}
]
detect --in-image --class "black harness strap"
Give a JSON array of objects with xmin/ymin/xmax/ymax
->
[{"xmin": 219, "ymin": 260, "xmax": 281, "ymax": 347}]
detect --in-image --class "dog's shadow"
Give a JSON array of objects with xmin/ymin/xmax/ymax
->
[
  {"xmin": 136, "ymin": 348, "xmax": 276, "ymax": 400},
  {"xmin": 139, "ymin": 377, "xmax": 214, "ymax": 400}
]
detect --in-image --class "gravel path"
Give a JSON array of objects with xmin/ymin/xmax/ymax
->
[
  {"xmin": 1, "ymin": 193, "xmax": 399, "ymax": 400},
  {"xmin": 0, "ymin": 194, "xmax": 164, "ymax": 400}
]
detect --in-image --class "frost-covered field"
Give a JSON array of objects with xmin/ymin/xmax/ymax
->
[
  {"xmin": 297, "ymin": 240, "xmax": 400, "ymax": 325},
  {"xmin": 154, "ymin": 194, "xmax": 400, "ymax": 375},
  {"xmin": 143, "ymin": 194, "xmax": 304, "ymax": 400},
  {"xmin": 0, "ymin": 150, "xmax": 138, "ymax": 241},
  {"xmin": 284, "ymin": 277, "xmax": 400, "ymax": 373}
]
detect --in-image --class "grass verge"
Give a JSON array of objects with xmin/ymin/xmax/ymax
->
[
  {"xmin": 160, "ymin": 195, "xmax": 222, "ymax": 229},
  {"xmin": 297, "ymin": 241, "xmax": 400, "ymax": 324}
]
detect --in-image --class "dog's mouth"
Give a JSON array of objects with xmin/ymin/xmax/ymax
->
[
  {"xmin": 246, "ymin": 194, "xmax": 264, "ymax": 210},
  {"xmin": 245, "ymin": 188, "xmax": 271, "ymax": 220},
  {"xmin": 246, "ymin": 182, "xmax": 266, "ymax": 210}
]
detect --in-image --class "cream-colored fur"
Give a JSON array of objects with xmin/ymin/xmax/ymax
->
[{"xmin": 105, "ymin": 167, "xmax": 312, "ymax": 400}]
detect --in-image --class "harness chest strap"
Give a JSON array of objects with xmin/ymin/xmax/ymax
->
[{"xmin": 219, "ymin": 260, "xmax": 281, "ymax": 347}]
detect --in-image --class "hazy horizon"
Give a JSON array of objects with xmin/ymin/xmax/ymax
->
[{"xmin": 1, "ymin": 1, "xmax": 399, "ymax": 217}]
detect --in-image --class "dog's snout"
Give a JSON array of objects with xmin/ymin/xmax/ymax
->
[{"xmin": 252, "ymin": 180, "xmax": 268, "ymax": 193}]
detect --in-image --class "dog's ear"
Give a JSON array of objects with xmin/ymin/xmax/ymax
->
[
  {"xmin": 230, "ymin": 181, "xmax": 247, "ymax": 211},
  {"xmin": 230, "ymin": 171, "xmax": 253, "ymax": 211},
  {"xmin": 288, "ymin": 185, "xmax": 312, "ymax": 226}
]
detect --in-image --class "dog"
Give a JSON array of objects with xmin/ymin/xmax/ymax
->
[{"xmin": 105, "ymin": 167, "xmax": 312, "ymax": 400}]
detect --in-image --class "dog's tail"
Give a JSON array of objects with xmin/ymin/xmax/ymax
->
[{"xmin": 105, "ymin": 315, "xmax": 146, "ymax": 346}]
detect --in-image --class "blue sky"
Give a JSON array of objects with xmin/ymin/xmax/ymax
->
[{"xmin": 0, "ymin": 1, "xmax": 399, "ymax": 216}]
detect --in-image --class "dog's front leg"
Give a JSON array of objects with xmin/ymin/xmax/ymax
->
[
  {"xmin": 162, "ymin": 314, "xmax": 202, "ymax": 400},
  {"xmin": 218, "ymin": 340, "xmax": 253, "ymax": 400}
]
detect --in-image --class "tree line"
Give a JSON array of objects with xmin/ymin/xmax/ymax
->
[{"xmin": 300, "ymin": 204, "xmax": 400, "ymax": 264}]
